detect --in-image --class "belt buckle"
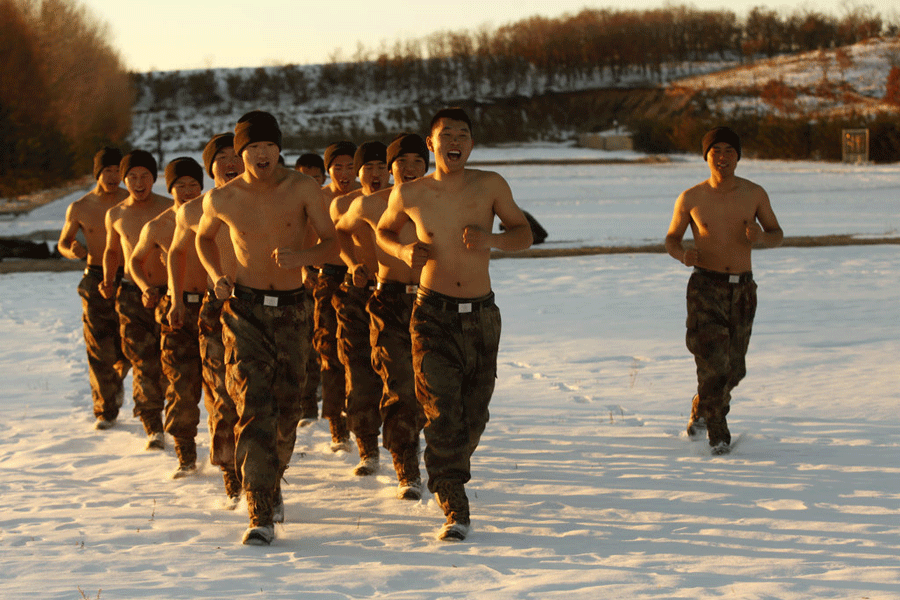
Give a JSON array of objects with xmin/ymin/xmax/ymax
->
[
  {"xmin": 458, "ymin": 302, "xmax": 472, "ymax": 313},
  {"xmin": 186, "ymin": 293, "xmax": 200, "ymax": 303},
  {"xmin": 263, "ymin": 295, "xmax": 278, "ymax": 307},
  {"xmin": 728, "ymin": 275, "xmax": 739, "ymax": 284},
  {"xmin": 405, "ymin": 284, "xmax": 418, "ymax": 294}
]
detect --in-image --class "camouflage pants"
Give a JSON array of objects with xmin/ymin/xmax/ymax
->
[
  {"xmin": 368, "ymin": 284, "xmax": 423, "ymax": 453},
  {"xmin": 157, "ymin": 294, "xmax": 203, "ymax": 443},
  {"xmin": 312, "ymin": 268, "xmax": 346, "ymax": 420},
  {"xmin": 333, "ymin": 280, "xmax": 382, "ymax": 441},
  {"xmin": 221, "ymin": 286, "xmax": 310, "ymax": 492},
  {"xmin": 116, "ymin": 281, "xmax": 165, "ymax": 434},
  {"xmin": 300, "ymin": 285, "xmax": 320, "ymax": 419},
  {"xmin": 78, "ymin": 266, "xmax": 129, "ymax": 420},
  {"xmin": 199, "ymin": 292, "xmax": 238, "ymax": 471},
  {"xmin": 685, "ymin": 269, "xmax": 757, "ymax": 429},
  {"xmin": 410, "ymin": 288, "xmax": 501, "ymax": 493}
]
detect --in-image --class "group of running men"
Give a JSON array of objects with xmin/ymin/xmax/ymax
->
[{"xmin": 58, "ymin": 107, "xmax": 782, "ymax": 546}]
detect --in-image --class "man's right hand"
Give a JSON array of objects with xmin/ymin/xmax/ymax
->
[
  {"xmin": 168, "ymin": 300, "xmax": 186, "ymax": 329},
  {"xmin": 401, "ymin": 241, "xmax": 430, "ymax": 269},
  {"xmin": 682, "ymin": 248, "xmax": 699, "ymax": 267},
  {"xmin": 98, "ymin": 281, "xmax": 115, "ymax": 299},
  {"xmin": 214, "ymin": 275, "xmax": 234, "ymax": 300},
  {"xmin": 70, "ymin": 240, "xmax": 87, "ymax": 259}
]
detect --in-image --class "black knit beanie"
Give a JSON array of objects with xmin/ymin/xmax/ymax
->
[
  {"xmin": 119, "ymin": 150, "xmax": 158, "ymax": 182},
  {"xmin": 353, "ymin": 141, "xmax": 388, "ymax": 174},
  {"xmin": 233, "ymin": 111, "xmax": 282, "ymax": 156},
  {"xmin": 202, "ymin": 133, "xmax": 235, "ymax": 179},
  {"xmin": 93, "ymin": 147, "xmax": 123, "ymax": 180},
  {"xmin": 386, "ymin": 133, "xmax": 429, "ymax": 169},
  {"xmin": 702, "ymin": 127, "xmax": 742, "ymax": 161},
  {"xmin": 164, "ymin": 157, "xmax": 204, "ymax": 193},
  {"xmin": 323, "ymin": 141, "xmax": 357, "ymax": 170}
]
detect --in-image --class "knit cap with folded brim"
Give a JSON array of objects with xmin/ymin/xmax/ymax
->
[
  {"xmin": 165, "ymin": 157, "xmax": 204, "ymax": 192},
  {"xmin": 119, "ymin": 149, "xmax": 158, "ymax": 182},
  {"xmin": 234, "ymin": 111, "xmax": 282, "ymax": 156}
]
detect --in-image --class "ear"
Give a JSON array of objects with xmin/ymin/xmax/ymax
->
[{"xmin": 426, "ymin": 135, "xmax": 435, "ymax": 153}]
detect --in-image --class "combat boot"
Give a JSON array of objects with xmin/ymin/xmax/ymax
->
[
  {"xmin": 172, "ymin": 437, "xmax": 197, "ymax": 479},
  {"xmin": 222, "ymin": 469, "xmax": 242, "ymax": 510},
  {"xmin": 243, "ymin": 489, "xmax": 275, "ymax": 545},
  {"xmin": 353, "ymin": 435, "xmax": 379, "ymax": 476},
  {"xmin": 391, "ymin": 444, "xmax": 422, "ymax": 500},
  {"xmin": 329, "ymin": 415, "xmax": 350, "ymax": 452},
  {"xmin": 434, "ymin": 480, "xmax": 470, "ymax": 541}
]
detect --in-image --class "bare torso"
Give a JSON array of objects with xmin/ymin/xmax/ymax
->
[
  {"xmin": 203, "ymin": 169, "xmax": 324, "ymax": 291},
  {"xmin": 673, "ymin": 176, "xmax": 779, "ymax": 273},
  {"xmin": 110, "ymin": 193, "xmax": 172, "ymax": 284},
  {"xmin": 388, "ymin": 169, "xmax": 511, "ymax": 297},
  {"xmin": 58, "ymin": 186, "xmax": 129, "ymax": 265}
]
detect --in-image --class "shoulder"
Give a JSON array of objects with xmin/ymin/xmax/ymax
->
[
  {"xmin": 681, "ymin": 180, "xmax": 711, "ymax": 204},
  {"xmin": 176, "ymin": 197, "xmax": 203, "ymax": 226}
]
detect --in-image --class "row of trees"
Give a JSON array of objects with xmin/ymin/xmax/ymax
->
[
  {"xmin": 134, "ymin": 4, "xmax": 895, "ymax": 111},
  {"xmin": 0, "ymin": 0, "xmax": 131, "ymax": 197}
]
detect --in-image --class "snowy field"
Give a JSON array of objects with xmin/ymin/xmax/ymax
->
[{"xmin": 1, "ymin": 146, "xmax": 898, "ymax": 599}]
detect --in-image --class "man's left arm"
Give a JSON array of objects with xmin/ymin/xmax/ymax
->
[
  {"xmin": 464, "ymin": 174, "xmax": 532, "ymax": 252},
  {"xmin": 747, "ymin": 188, "xmax": 783, "ymax": 248}
]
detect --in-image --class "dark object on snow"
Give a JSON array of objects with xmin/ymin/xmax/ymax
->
[
  {"xmin": 500, "ymin": 210, "xmax": 548, "ymax": 244},
  {"xmin": 0, "ymin": 238, "xmax": 51, "ymax": 260}
]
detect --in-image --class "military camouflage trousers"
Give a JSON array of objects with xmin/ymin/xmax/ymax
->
[
  {"xmin": 368, "ymin": 285, "xmax": 424, "ymax": 453},
  {"xmin": 78, "ymin": 266, "xmax": 129, "ymax": 420},
  {"xmin": 199, "ymin": 292, "xmax": 238, "ymax": 471},
  {"xmin": 116, "ymin": 281, "xmax": 165, "ymax": 434},
  {"xmin": 685, "ymin": 269, "xmax": 757, "ymax": 428},
  {"xmin": 312, "ymin": 269, "xmax": 346, "ymax": 421},
  {"xmin": 221, "ymin": 287, "xmax": 310, "ymax": 492},
  {"xmin": 157, "ymin": 294, "xmax": 203, "ymax": 442},
  {"xmin": 334, "ymin": 281, "xmax": 382, "ymax": 440},
  {"xmin": 410, "ymin": 288, "xmax": 501, "ymax": 494}
]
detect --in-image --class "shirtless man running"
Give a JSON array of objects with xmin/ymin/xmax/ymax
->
[
  {"xmin": 167, "ymin": 133, "xmax": 244, "ymax": 506},
  {"xmin": 57, "ymin": 147, "xmax": 130, "ymax": 430},
  {"xmin": 196, "ymin": 111, "xmax": 336, "ymax": 546},
  {"xmin": 130, "ymin": 157, "xmax": 205, "ymax": 477},
  {"xmin": 665, "ymin": 126, "xmax": 783, "ymax": 455},
  {"xmin": 336, "ymin": 133, "xmax": 429, "ymax": 498},
  {"xmin": 378, "ymin": 108, "xmax": 533, "ymax": 540},
  {"xmin": 331, "ymin": 141, "xmax": 391, "ymax": 477},
  {"xmin": 101, "ymin": 150, "xmax": 172, "ymax": 450},
  {"xmin": 312, "ymin": 141, "xmax": 359, "ymax": 451}
]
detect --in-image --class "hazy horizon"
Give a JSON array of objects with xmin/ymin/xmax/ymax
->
[{"xmin": 79, "ymin": 0, "xmax": 874, "ymax": 73}]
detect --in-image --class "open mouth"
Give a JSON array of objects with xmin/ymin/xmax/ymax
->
[
  {"xmin": 225, "ymin": 170, "xmax": 239, "ymax": 181},
  {"xmin": 447, "ymin": 150, "xmax": 462, "ymax": 160},
  {"xmin": 402, "ymin": 174, "xmax": 417, "ymax": 182}
]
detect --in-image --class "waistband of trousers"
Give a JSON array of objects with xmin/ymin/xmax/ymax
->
[
  {"xmin": 231, "ymin": 283, "xmax": 305, "ymax": 307},
  {"xmin": 318, "ymin": 263, "xmax": 348, "ymax": 279},
  {"xmin": 376, "ymin": 280, "xmax": 419, "ymax": 295},
  {"xmin": 692, "ymin": 267, "xmax": 753, "ymax": 284},
  {"xmin": 415, "ymin": 287, "xmax": 495, "ymax": 313}
]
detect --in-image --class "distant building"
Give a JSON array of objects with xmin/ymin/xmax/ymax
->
[{"xmin": 578, "ymin": 132, "xmax": 634, "ymax": 151}]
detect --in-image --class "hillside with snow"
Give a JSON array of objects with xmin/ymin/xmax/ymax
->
[{"xmin": 128, "ymin": 37, "xmax": 900, "ymax": 158}]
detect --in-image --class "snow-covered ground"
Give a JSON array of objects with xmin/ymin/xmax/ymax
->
[{"xmin": 1, "ymin": 146, "xmax": 898, "ymax": 599}]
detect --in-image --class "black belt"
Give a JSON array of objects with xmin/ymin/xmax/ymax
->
[
  {"xmin": 231, "ymin": 284, "xmax": 306, "ymax": 307},
  {"xmin": 416, "ymin": 289, "xmax": 495, "ymax": 313},
  {"xmin": 343, "ymin": 273, "xmax": 376, "ymax": 291},
  {"xmin": 84, "ymin": 266, "xmax": 124, "ymax": 282},
  {"xmin": 119, "ymin": 278, "xmax": 140, "ymax": 291},
  {"xmin": 376, "ymin": 281, "xmax": 418, "ymax": 295},
  {"xmin": 318, "ymin": 264, "xmax": 348, "ymax": 279},
  {"xmin": 182, "ymin": 291, "xmax": 204, "ymax": 304},
  {"xmin": 693, "ymin": 267, "xmax": 753, "ymax": 284}
]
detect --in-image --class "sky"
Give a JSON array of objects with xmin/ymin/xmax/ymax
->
[{"xmin": 77, "ymin": 0, "xmax": 866, "ymax": 73}]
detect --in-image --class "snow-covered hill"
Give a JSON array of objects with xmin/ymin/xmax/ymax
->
[{"xmin": 128, "ymin": 37, "xmax": 900, "ymax": 156}]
